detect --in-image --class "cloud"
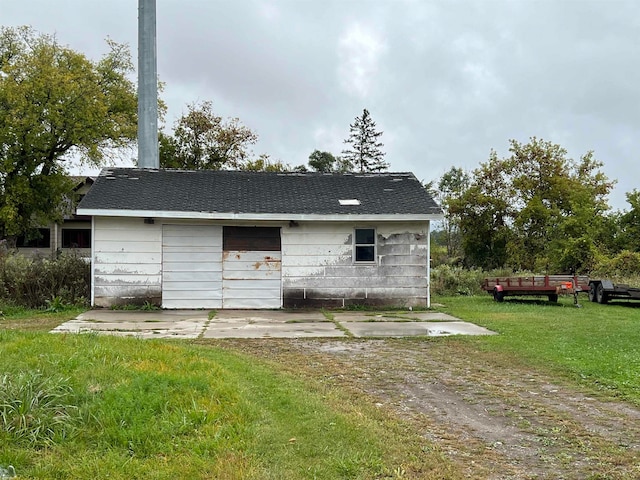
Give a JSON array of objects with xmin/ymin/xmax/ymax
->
[
  {"xmin": 337, "ymin": 22, "xmax": 387, "ymax": 98},
  {"xmin": 3, "ymin": 0, "xmax": 640, "ymax": 209}
]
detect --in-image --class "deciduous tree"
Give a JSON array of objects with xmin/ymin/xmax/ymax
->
[
  {"xmin": 617, "ymin": 190, "xmax": 640, "ymax": 252},
  {"xmin": 452, "ymin": 151, "xmax": 512, "ymax": 270},
  {"xmin": 307, "ymin": 150, "xmax": 352, "ymax": 173},
  {"xmin": 437, "ymin": 167, "xmax": 470, "ymax": 260},
  {"xmin": 240, "ymin": 154, "xmax": 291, "ymax": 172},
  {"xmin": 308, "ymin": 150, "xmax": 336, "ymax": 172},
  {"xmin": 454, "ymin": 138, "xmax": 614, "ymax": 272},
  {"xmin": 0, "ymin": 26, "xmax": 137, "ymax": 244},
  {"xmin": 159, "ymin": 101, "xmax": 258, "ymax": 170}
]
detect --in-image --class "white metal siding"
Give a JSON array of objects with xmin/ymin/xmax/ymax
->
[
  {"xmin": 162, "ymin": 225, "xmax": 222, "ymax": 309},
  {"xmin": 93, "ymin": 217, "xmax": 162, "ymax": 307},
  {"xmin": 281, "ymin": 222, "xmax": 428, "ymax": 307},
  {"xmin": 222, "ymin": 251, "xmax": 282, "ymax": 308}
]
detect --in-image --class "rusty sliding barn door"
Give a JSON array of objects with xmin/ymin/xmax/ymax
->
[{"xmin": 222, "ymin": 226, "xmax": 282, "ymax": 309}]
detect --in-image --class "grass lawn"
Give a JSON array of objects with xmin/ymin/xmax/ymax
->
[
  {"xmin": 2, "ymin": 294, "xmax": 640, "ymax": 478},
  {"xmin": 434, "ymin": 294, "xmax": 640, "ymax": 405},
  {"xmin": 0, "ymin": 306, "xmax": 86, "ymax": 332},
  {"xmin": 0, "ymin": 326, "xmax": 454, "ymax": 479}
]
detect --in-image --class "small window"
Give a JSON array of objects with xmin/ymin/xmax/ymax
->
[
  {"xmin": 62, "ymin": 229, "xmax": 91, "ymax": 248},
  {"xmin": 17, "ymin": 228, "xmax": 51, "ymax": 248},
  {"xmin": 223, "ymin": 226, "xmax": 281, "ymax": 251},
  {"xmin": 354, "ymin": 228, "xmax": 376, "ymax": 262}
]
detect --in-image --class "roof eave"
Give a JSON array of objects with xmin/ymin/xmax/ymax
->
[{"xmin": 76, "ymin": 208, "xmax": 444, "ymax": 222}]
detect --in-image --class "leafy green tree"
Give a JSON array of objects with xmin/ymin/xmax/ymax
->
[
  {"xmin": 240, "ymin": 154, "xmax": 292, "ymax": 172},
  {"xmin": 308, "ymin": 150, "xmax": 336, "ymax": 172},
  {"xmin": 617, "ymin": 190, "xmax": 640, "ymax": 252},
  {"xmin": 454, "ymin": 138, "xmax": 614, "ymax": 272},
  {"xmin": 451, "ymin": 151, "xmax": 512, "ymax": 269},
  {"xmin": 342, "ymin": 109, "xmax": 388, "ymax": 173},
  {"xmin": 307, "ymin": 150, "xmax": 353, "ymax": 173},
  {"xmin": 504, "ymin": 140, "xmax": 612, "ymax": 272},
  {"xmin": 159, "ymin": 101, "xmax": 258, "ymax": 170},
  {"xmin": 0, "ymin": 26, "xmax": 137, "ymax": 244},
  {"xmin": 437, "ymin": 167, "xmax": 470, "ymax": 260}
]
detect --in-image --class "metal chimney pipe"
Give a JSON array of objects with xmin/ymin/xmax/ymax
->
[{"xmin": 138, "ymin": 0, "xmax": 159, "ymax": 169}]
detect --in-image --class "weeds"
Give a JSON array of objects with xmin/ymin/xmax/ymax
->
[
  {"xmin": 321, "ymin": 309, "xmax": 353, "ymax": 337},
  {"xmin": 141, "ymin": 301, "xmax": 159, "ymax": 311},
  {"xmin": 44, "ymin": 296, "xmax": 66, "ymax": 313},
  {"xmin": 0, "ymin": 372, "xmax": 80, "ymax": 447},
  {"xmin": 110, "ymin": 302, "xmax": 159, "ymax": 311}
]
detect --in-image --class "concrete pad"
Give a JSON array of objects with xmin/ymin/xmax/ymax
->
[
  {"xmin": 51, "ymin": 310, "xmax": 208, "ymax": 339},
  {"xmin": 75, "ymin": 309, "xmax": 208, "ymax": 322},
  {"xmin": 202, "ymin": 321, "xmax": 345, "ymax": 339},
  {"xmin": 342, "ymin": 321, "xmax": 497, "ymax": 338},
  {"xmin": 213, "ymin": 310, "xmax": 327, "ymax": 323},
  {"xmin": 333, "ymin": 311, "xmax": 460, "ymax": 322},
  {"xmin": 51, "ymin": 309, "xmax": 495, "ymax": 339}
]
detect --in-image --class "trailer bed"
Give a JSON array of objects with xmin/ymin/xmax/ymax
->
[
  {"xmin": 482, "ymin": 275, "xmax": 590, "ymax": 302},
  {"xmin": 587, "ymin": 279, "xmax": 640, "ymax": 304}
]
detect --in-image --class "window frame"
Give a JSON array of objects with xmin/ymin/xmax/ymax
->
[
  {"xmin": 223, "ymin": 226, "xmax": 281, "ymax": 251},
  {"xmin": 16, "ymin": 228, "xmax": 51, "ymax": 248},
  {"xmin": 61, "ymin": 228, "xmax": 92, "ymax": 249},
  {"xmin": 353, "ymin": 227, "xmax": 377, "ymax": 264}
]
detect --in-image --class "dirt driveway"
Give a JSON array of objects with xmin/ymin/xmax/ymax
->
[{"xmin": 211, "ymin": 338, "xmax": 640, "ymax": 479}]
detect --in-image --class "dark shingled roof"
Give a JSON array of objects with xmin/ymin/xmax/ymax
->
[{"xmin": 78, "ymin": 168, "xmax": 443, "ymax": 217}]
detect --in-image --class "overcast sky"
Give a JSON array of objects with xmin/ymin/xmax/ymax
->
[{"xmin": 4, "ymin": 0, "xmax": 639, "ymax": 210}]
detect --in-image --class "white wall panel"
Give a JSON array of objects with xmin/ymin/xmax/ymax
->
[
  {"xmin": 93, "ymin": 217, "xmax": 162, "ymax": 306},
  {"xmin": 222, "ymin": 250, "xmax": 282, "ymax": 308},
  {"xmin": 281, "ymin": 221, "xmax": 428, "ymax": 307},
  {"xmin": 95, "ymin": 252, "xmax": 161, "ymax": 265},
  {"xmin": 162, "ymin": 224, "xmax": 222, "ymax": 309}
]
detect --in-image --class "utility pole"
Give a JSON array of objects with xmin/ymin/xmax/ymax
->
[{"xmin": 138, "ymin": 0, "xmax": 159, "ymax": 168}]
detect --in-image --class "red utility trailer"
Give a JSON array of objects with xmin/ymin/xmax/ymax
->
[{"xmin": 482, "ymin": 275, "xmax": 590, "ymax": 303}]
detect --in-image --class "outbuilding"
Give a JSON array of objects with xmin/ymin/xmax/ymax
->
[{"xmin": 77, "ymin": 168, "xmax": 443, "ymax": 309}]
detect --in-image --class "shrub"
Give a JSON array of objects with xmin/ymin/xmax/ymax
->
[
  {"xmin": 0, "ymin": 252, "xmax": 90, "ymax": 308},
  {"xmin": 592, "ymin": 250, "xmax": 640, "ymax": 283},
  {"xmin": 430, "ymin": 266, "xmax": 529, "ymax": 296},
  {"xmin": 430, "ymin": 265, "xmax": 487, "ymax": 296}
]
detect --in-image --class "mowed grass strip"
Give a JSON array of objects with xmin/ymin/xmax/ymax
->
[
  {"xmin": 435, "ymin": 294, "xmax": 640, "ymax": 404},
  {"xmin": 0, "ymin": 306, "xmax": 85, "ymax": 332},
  {"xmin": 0, "ymin": 330, "xmax": 454, "ymax": 479}
]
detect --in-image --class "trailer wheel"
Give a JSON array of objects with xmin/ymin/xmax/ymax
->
[
  {"xmin": 493, "ymin": 288, "xmax": 504, "ymax": 302},
  {"xmin": 588, "ymin": 283, "xmax": 598, "ymax": 302},
  {"xmin": 596, "ymin": 283, "xmax": 609, "ymax": 304},
  {"xmin": 548, "ymin": 294, "xmax": 558, "ymax": 303}
]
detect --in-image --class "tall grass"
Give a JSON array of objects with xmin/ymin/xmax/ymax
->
[{"xmin": 0, "ymin": 372, "xmax": 79, "ymax": 447}]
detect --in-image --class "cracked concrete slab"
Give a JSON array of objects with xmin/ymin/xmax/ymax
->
[
  {"xmin": 341, "ymin": 320, "xmax": 496, "ymax": 338},
  {"xmin": 51, "ymin": 315, "xmax": 207, "ymax": 339},
  {"xmin": 213, "ymin": 310, "xmax": 328, "ymax": 323},
  {"xmin": 202, "ymin": 321, "xmax": 345, "ymax": 339},
  {"xmin": 331, "ymin": 312, "xmax": 461, "ymax": 322},
  {"xmin": 51, "ymin": 309, "xmax": 495, "ymax": 339}
]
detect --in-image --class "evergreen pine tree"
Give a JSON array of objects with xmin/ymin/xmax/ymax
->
[{"xmin": 342, "ymin": 109, "xmax": 388, "ymax": 173}]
